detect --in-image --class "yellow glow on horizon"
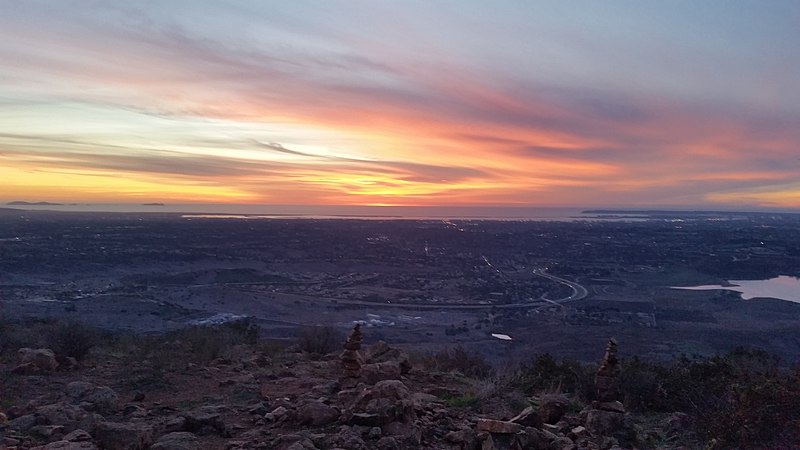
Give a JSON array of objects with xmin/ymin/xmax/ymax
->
[
  {"xmin": 707, "ymin": 187, "xmax": 800, "ymax": 208},
  {"xmin": 0, "ymin": 166, "xmax": 255, "ymax": 203}
]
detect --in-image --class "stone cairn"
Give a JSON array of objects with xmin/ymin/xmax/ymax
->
[
  {"xmin": 340, "ymin": 324, "xmax": 363, "ymax": 387},
  {"xmin": 594, "ymin": 338, "xmax": 621, "ymax": 403}
]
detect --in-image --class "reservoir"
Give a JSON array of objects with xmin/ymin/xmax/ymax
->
[{"xmin": 672, "ymin": 275, "xmax": 800, "ymax": 303}]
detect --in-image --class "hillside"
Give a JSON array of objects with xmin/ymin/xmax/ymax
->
[{"xmin": 1, "ymin": 319, "xmax": 798, "ymax": 449}]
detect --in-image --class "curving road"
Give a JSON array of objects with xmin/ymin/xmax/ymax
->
[{"xmin": 532, "ymin": 268, "xmax": 589, "ymax": 304}]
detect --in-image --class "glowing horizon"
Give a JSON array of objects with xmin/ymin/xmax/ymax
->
[{"xmin": 2, "ymin": 2, "xmax": 799, "ymax": 209}]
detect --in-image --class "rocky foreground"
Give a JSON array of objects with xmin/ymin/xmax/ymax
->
[{"xmin": 0, "ymin": 322, "xmax": 704, "ymax": 450}]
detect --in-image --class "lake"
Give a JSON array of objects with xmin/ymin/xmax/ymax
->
[{"xmin": 672, "ymin": 276, "xmax": 800, "ymax": 303}]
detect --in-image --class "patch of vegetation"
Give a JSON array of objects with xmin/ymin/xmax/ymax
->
[
  {"xmin": 46, "ymin": 320, "xmax": 99, "ymax": 361},
  {"xmin": 504, "ymin": 347, "xmax": 800, "ymax": 448},
  {"xmin": 509, "ymin": 353, "xmax": 595, "ymax": 400},
  {"xmin": 420, "ymin": 345, "xmax": 494, "ymax": 379},
  {"xmin": 297, "ymin": 325, "xmax": 342, "ymax": 355},
  {"xmin": 441, "ymin": 392, "xmax": 479, "ymax": 408}
]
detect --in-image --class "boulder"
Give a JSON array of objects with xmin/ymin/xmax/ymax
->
[
  {"xmin": 476, "ymin": 419, "xmax": 522, "ymax": 434},
  {"xmin": 65, "ymin": 382, "xmax": 119, "ymax": 414},
  {"xmin": 15, "ymin": 348, "xmax": 59, "ymax": 372},
  {"xmin": 509, "ymin": 406, "xmax": 542, "ymax": 428},
  {"xmin": 35, "ymin": 402, "xmax": 87, "ymax": 428},
  {"xmin": 181, "ymin": 405, "xmax": 228, "ymax": 435},
  {"xmin": 297, "ymin": 401, "xmax": 340, "ymax": 426},
  {"xmin": 7, "ymin": 413, "xmax": 38, "ymax": 431},
  {"xmin": 537, "ymin": 394, "xmax": 569, "ymax": 424}
]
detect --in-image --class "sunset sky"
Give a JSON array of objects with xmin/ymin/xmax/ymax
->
[{"xmin": 1, "ymin": 1, "xmax": 799, "ymax": 209}]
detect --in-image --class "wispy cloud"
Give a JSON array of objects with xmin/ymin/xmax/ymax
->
[{"xmin": 1, "ymin": 1, "xmax": 799, "ymax": 207}]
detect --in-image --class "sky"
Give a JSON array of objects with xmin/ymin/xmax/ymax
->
[{"xmin": 1, "ymin": 1, "xmax": 799, "ymax": 209}]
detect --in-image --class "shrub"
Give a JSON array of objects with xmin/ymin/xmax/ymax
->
[
  {"xmin": 510, "ymin": 353, "xmax": 594, "ymax": 399},
  {"xmin": 46, "ymin": 321, "xmax": 98, "ymax": 360},
  {"xmin": 297, "ymin": 325, "xmax": 342, "ymax": 355}
]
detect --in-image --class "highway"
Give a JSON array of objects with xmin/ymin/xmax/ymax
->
[{"xmin": 532, "ymin": 268, "xmax": 589, "ymax": 304}]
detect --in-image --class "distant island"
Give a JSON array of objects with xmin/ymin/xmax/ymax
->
[
  {"xmin": 142, "ymin": 203, "xmax": 165, "ymax": 206},
  {"xmin": 6, "ymin": 201, "xmax": 63, "ymax": 206}
]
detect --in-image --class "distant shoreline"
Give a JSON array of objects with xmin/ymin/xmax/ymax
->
[{"xmin": 1, "ymin": 203, "xmax": 798, "ymax": 220}]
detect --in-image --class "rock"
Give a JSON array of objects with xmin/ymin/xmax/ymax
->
[
  {"xmin": 64, "ymin": 429, "xmax": 93, "ymax": 442},
  {"xmin": 350, "ymin": 412, "xmax": 381, "ymax": 427},
  {"xmin": 445, "ymin": 428, "xmax": 475, "ymax": 444},
  {"xmin": 375, "ymin": 436, "xmax": 399, "ymax": 450},
  {"xmin": 509, "ymin": 406, "xmax": 543, "ymax": 428},
  {"xmin": 65, "ymin": 382, "xmax": 119, "ymax": 414},
  {"xmin": 0, "ymin": 411, "xmax": 6, "ymax": 423},
  {"xmin": 297, "ymin": 401, "xmax": 340, "ymax": 426},
  {"xmin": 285, "ymin": 439, "xmax": 318, "ymax": 450},
  {"xmin": 346, "ymin": 380, "xmax": 416, "ymax": 427},
  {"xmin": 332, "ymin": 426, "xmax": 366, "ymax": 449},
  {"xmin": 246, "ymin": 401, "xmax": 271, "ymax": 416},
  {"xmin": 35, "ymin": 402, "xmax": 87, "ymax": 428},
  {"xmin": 368, "ymin": 426, "xmax": 382, "ymax": 439},
  {"xmin": 150, "ymin": 432, "xmax": 200, "ymax": 450},
  {"xmin": 382, "ymin": 420, "xmax": 421, "ymax": 444},
  {"xmin": 265, "ymin": 406, "xmax": 288, "ymax": 422},
  {"xmin": 361, "ymin": 362, "xmax": 402, "ymax": 384},
  {"xmin": 65, "ymin": 381, "xmax": 94, "ymax": 399},
  {"xmin": 123, "ymin": 404, "xmax": 148, "ymax": 418},
  {"xmin": 570, "ymin": 425, "xmax": 589, "ymax": 439},
  {"xmin": 595, "ymin": 400, "xmax": 625, "ymax": 414},
  {"xmin": 30, "ymin": 424, "xmax": 65, "ymax": 439},
  {"xmin": 15, "ymin": 348, "xmax": 59, "ymax": 372},
  {"xmin": 476, "ymin": 418, "xmax": 523, "ymax": 434},
  {"xmin": 7, "ymin": 413, "xmax": 38, "ymax": 431},
  {"xmin": 164, "ymin": 416, "xmax": 187, "ymax": 433},
  {"xmin": 181, "ymin": 405, "xmax": 228, "ymax": 435},
  {"xmin": 370, "ymin": 380, "xmax": 410, "ymax": 400},
  {"xmin": 94, "ymin": 421, "xmax": 154, "ymax": 450},
  {"xmin": 538, "ymin": 394, "xmax": 569, "ymax": 424}
]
